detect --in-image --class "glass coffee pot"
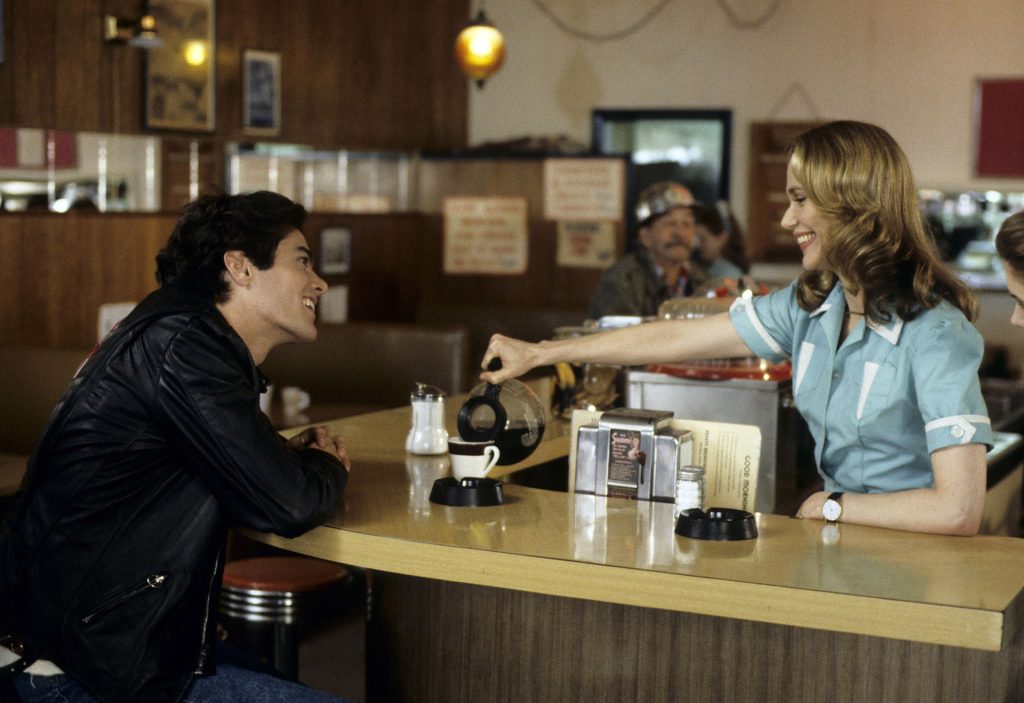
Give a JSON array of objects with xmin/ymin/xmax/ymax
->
[{"xmin": 456, "ymin": 360, "xmax": 545, "ymax": 465}]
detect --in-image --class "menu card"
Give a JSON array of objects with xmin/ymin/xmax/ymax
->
[{"xmin": 569, "ymin": 409, "xmax": 762, "ymax": 512}]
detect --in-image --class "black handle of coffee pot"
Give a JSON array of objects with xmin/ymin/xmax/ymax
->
[{"xmin": 456, "ymin": 357, "xmax": 507, "ymax": 442}]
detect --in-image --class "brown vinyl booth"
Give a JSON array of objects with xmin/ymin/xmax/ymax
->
[
  {"xmin": 259, "ymin": 321, "xmax": 471, "ymax": 424},
  {"xmin": 0, "ymin": 345, "xmax": 93, "ymax": 458}
]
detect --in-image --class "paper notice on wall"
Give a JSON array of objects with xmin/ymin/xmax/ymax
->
[
  {"xmin": 568, "ymin": 409, "xmax": 761, "ymax": 512},
  {"xmin": 556, "ymin": 221, "xmax": 616, "ymax": 269},
  {"xmin": 443, "ymin": 196, "xmax": 528, "ymax": 275},
  {"xmin": 543, "ymin": 158, "xmax": 625, "ymax": 222}
]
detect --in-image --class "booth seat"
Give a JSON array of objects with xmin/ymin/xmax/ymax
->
[
  {"xmin": 0, "ymin": 345, "xmax": 93, "ymax": 457},
  {"xmin": 260, "ymin": 321, "xmax": 471, "ymax": 426},
  {"xmin": 416, "ymin": 302, "xmax": 587, "ymax": 378}
]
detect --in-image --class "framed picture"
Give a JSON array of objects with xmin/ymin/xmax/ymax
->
[
  {"xmin": 145, "ymin": 0, "xmax": 216, "ymax": 132},
  {"xmin": 319, "ymin": 227, "xmax": 352, "ymax": 275},
  {"xmin": 592, "ymin": 108, "xmax": 732, "ymax": 230},
  {"xmin": 243, "ymin": 49, "xmax": 281, "ymax": 136}
]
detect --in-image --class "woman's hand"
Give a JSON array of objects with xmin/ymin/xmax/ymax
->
[
  {"xmin": 796, "ymin": 491, "xmax": 828, "ymax": 520},
  {"xmin": 481, "ymin": 334, "xmax": 544, "ymax": 384}
]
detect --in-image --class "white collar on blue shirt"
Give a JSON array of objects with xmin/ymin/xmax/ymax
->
[{"xmin": 809, "ymin": 291, "xmax": 905, "ymax": 346}]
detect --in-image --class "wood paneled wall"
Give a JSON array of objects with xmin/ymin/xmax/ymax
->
[
  {"xmin": 0, "ymin": 212, "xmax": 174, "ymax": 346},
  {"xmin": 0, "ymin": 0, "xmax": 468, "ymax": 150}
]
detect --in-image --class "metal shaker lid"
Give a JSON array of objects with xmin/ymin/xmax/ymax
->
[{"xmin": 410, "ymin": 383, "xmax": 447, "ymax": 402}]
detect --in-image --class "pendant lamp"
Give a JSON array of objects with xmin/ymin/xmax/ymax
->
[{"xmin": 454, "ymin": 9, "xmax": 506, "ymax": 88}]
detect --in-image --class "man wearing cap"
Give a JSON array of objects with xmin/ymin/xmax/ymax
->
[{"xmin": 588, "ymin": 181, "xmax": 710, "ymax": 319}]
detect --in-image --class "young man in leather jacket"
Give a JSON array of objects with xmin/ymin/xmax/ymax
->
[{"xmin": 0, "ymin": 192, "xmax": 351, "ymax": 702}]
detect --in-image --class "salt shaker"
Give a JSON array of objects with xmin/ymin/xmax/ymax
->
[
  {"xmin": 406, "ymin": 383, "xmax": 448, "ymax": 455},
  {"xmin": 674, "ymin": 464, "xmax": 705, "ymax": 519}
]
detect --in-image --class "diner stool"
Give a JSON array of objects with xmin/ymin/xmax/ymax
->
[{"xmin": 219, "ymin": 556, "xmax": 356, "ymax": 680}]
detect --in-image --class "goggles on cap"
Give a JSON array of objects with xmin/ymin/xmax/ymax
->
[{"xmin": 635, "ymin": 181, "xmax": 695, "ymax": 226}]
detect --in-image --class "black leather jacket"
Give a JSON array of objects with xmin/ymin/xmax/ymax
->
[{"xmin": 0, "ymin": 287, "xmax": 346, "ymax": 702}]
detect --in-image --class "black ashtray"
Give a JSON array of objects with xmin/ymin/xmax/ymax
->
[
  {"xmin": 429, "ymin": 477, "xmax": 505, "ymax": 507},
  {"xmin": 675, "ymin": 507, "xmax": 758, "ymax": 541}
]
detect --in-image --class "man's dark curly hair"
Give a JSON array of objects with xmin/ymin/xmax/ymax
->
[{"xmin": 156, "ymin": 191, "xmax": 307, "ymax": 303}]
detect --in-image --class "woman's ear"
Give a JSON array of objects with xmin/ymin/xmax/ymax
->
[{"xmin": 222, "ymin": 250, "xmax": 251, "ymax": 287}]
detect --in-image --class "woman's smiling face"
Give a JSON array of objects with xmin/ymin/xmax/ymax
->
[{"xmin": 781, "ymin": 161, "xmax": 834, "ymax": 271}]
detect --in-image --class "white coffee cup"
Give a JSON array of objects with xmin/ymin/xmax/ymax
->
[
  {"xmin": 281, "ymin": 386, "xmax": 311, "ymax": 417},
  {"xmin": 448, "ymin": 438, "xmax": 501, "ymax": 481},
  {"xmin": 259, "ymin": 384, "xmax": 274, "ymax": 415}
]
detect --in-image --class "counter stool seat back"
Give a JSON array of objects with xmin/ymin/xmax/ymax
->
[{"xmin": 219, "ymin": 556, "xmax": 356, "ymax": 680}]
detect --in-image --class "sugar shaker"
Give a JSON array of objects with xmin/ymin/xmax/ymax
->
[{"xmin": 406, "ymin": 383, "xmax": 448, "ymax": 455}]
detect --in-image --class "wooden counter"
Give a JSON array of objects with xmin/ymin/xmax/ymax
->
[{"xmin": 248, "ymin": 408, "xmax": 1024, "ymax": 701}]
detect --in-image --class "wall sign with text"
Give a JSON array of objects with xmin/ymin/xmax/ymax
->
[
  {"xmin": 443, "ymin": 196, "xmax": 528, "ymax": 275},
  {"xmin": 543, "ymin": 158, "xmax": 625, "ymax": 222}
]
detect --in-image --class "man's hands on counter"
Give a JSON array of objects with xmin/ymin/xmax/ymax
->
[{"xmin": 287, "ymin": 426, "xmax": 350, "ymax": 472}]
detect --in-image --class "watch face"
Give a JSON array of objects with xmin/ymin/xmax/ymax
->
[{"xmin": 822, "ymin": 499, "xmax": 842, "ymax": 522}]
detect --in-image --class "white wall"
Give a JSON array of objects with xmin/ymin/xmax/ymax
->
[{"xmin": 469, "ymin": 0, "xmax": 1024, "ymax": 231}]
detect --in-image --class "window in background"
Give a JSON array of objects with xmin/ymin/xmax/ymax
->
[{"xmin": 591, "ymin": 108, "xmax": 732, "ymax": 232}]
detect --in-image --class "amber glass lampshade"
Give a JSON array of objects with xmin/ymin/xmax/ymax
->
[{"xmin": 454, "ymin": 10, "xmax": 506, "ymax": 88}]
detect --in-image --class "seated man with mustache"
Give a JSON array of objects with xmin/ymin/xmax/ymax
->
[{"xmin": 588, "ymin": 181, "xmax": 710, "ymax": 319}]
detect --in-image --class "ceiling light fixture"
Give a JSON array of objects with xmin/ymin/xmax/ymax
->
[
  {"xmin": 103, "ymin": 14, "xmax": 163, "ymax": 49},
  {"xmin": 454, "ymin": 9, "xmax": 506, "ymax": 89}
]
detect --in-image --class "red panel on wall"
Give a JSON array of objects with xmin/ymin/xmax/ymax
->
[
  {"xmin": 0, "ymin": 128, "xmax": 15, "ymax": 167},
  {"xmin": 976, "ymin": 79, "xmax": 1024, "ymax": 178}
]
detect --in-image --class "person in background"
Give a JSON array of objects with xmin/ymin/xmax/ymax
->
[
  {"xmin": 691, "ymin": 201, "xmax": 750, "ymax": 280},
  {"xmin": 995, "ymin": 210, "xmax": 1024, "ymax": 327},
  {"xmin": 588, "ymin": 181, "xmax": 710, "ymax": 319},
  {"xmin": 485, "ymin": 121, "xmax": 991, "ymax": 537},
  {"xmin": 0, "ymin": 192, "xmax": 352, "ymax": 702}
]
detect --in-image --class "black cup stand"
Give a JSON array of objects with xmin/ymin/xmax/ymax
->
[
  {"xmin": 675, "ymin": 507, "xmax": 758, "ymax": 541},
  {"xmin": 429, "ymin": 476, "xmax": 505, "ymax": 507}
]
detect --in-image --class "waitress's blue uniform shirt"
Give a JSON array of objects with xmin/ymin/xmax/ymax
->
[{"xmin": 729, "ymin": 282, "xmax": 992, "ymax": 493}]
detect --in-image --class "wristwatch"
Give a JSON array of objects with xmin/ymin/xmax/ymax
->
[{"xmin": 822, "ymin": 492, "xmax": 844, "ymax": 522}]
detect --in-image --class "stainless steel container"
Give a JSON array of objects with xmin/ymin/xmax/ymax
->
[{"xmin": 575, "ymin": 408, "xmax": 693, "ymax": 502}]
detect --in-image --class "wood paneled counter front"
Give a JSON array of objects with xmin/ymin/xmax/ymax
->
[{"xmin": 247, "ymin": 406, "xmax": 1024, "ymax": 702}]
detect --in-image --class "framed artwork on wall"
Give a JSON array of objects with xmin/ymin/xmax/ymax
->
[
  {"xmin": 145, "ymin": 0, "xmax": 216, "ymax": 132},
  {"xmin": 243, "ymin": 49, "xmax": 281, "ymax": 136},
  {"xmin": 319, "ymin": 227, "xmax": 352, "ymax": 275}
]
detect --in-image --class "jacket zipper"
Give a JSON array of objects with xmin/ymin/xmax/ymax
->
[
  {"xmin": 80, "ymin": 574, "xmax": 167, "ymax": 625},
  {"xmin": 193, "ymin": 553, "xmax": 220, "ymax": 674}
]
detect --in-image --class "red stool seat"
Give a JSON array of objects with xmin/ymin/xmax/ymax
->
[
  {"xmin": 223, "ymin": 556, "xmax": 349, "ymax": 593},
  {"xmin": 219, "ymin": 556, "xmax": 355, "ymax": 680}
]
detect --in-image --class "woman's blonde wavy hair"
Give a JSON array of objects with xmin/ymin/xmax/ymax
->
[{"xmin": 789, "ymin": 121, "xmax": 976, "ymax": 322}]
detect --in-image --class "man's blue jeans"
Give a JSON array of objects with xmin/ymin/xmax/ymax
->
[{"xmin": 14, "ymin": 663, "xmax": 350, "ymax": 702}]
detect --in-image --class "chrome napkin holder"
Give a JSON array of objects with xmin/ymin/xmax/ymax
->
[{"xmin": 575, "ymin": 408, "xmax": 693, "ymax": 502}]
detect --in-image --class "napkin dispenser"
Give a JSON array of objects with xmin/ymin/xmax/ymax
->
[{"xmin": 575, "ymin": 408, "xmax": 693, "ymax": 501}]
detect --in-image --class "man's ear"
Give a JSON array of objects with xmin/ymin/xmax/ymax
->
[
  {"xmin": 222, "ymin": 250, "xmax": 251, "ymax": 288},
  {"xmin": 637, "ymin": 225, "xmax": 652, "ymax": 249}
]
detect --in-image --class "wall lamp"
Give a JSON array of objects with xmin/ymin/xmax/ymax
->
[
  {"xmin": 454, "ymin": 9, "xmax": 506, "ymax": 88},
  {"xmin": 103, "ymin": 14, "xmax": 163, "ymax": 49}
]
